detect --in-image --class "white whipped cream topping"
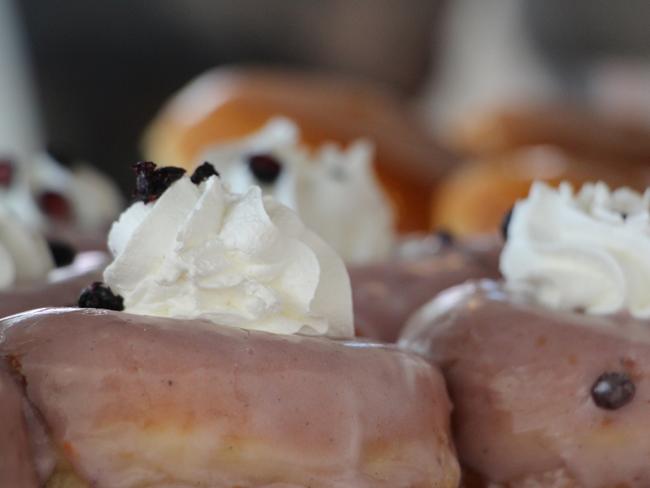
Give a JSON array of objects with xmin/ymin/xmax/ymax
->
[
  {"xmin": 103, "ymin": 174, "xmax": 353, "ymax": 337},
  {"xmin": 31, "ymin": 153, "xmax": 123, "ymax": 230},
  {"xmin": 0, "ymin": 170, "xmax": 44, "ymax": 229},
  {"xmin": 0, "ymin": 204, "xmax": 53, "ymax": 289},
  {"xmin": 501, "ymin": 181, "xmax": 650, "ymax": 317},
  {"xmin": 198, "ymin": 117, "xmax": 395, "ymax": 264}
]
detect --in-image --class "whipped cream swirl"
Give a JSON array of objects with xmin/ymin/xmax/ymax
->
[
  {"xmin": 0, "ymin": 204, "xmax": 53, "ymax": 289},
  {"xmin": 501, "ymin": 181, "xmax": 650, "ymax": 318},
  {"xmin": 104, "ymin": 173, "xmax": 353, "ymax": 337},
  {"xmin": 199, "ymin": 118, "xmax": 395, "ymax": 263},
  {"xmin": 31, "ymin": 153, "xmax": 124, "ymax": 230}
]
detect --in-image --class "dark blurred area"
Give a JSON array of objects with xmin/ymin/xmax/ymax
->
[
  {"xmin": 12, "ymin": 0, "xmax": 650, "ymax": 192},
  {"xmin": 16, "ymin": 0, "xmax": 443, "ymax": 191},
  {"xmin": 524, "ymin": 0, "xmax": 650, "ymax": 97}
]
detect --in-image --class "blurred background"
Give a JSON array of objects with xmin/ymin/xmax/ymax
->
[
  {"xmin": 10, "ymin": 0, "xmax": 650, "ymax": 191},
  {"xmin": 2, "ymin": 0, "xmax": 650, "ymax": 238}
]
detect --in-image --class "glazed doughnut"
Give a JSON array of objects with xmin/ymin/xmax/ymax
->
[
  {"xmin": 403, "ymin": 182, "xmax": 650, "ymax": 486},
  {"xmin": 434, "ymin": 105, "xmax": 650, "ymax": 236},
  {"xmin": 432, "ymin": 146, "xmax": 650, "ymax": 236},
  {"xmin": 451, "ymin": 105, "xmax": 650, "ymax": 163},
  {"xmin": 402, "ymin": 280, "xmax": 650, "ymax": 487},
  {"xmin": 350, "ymin": 234, "xmax": 500, "ymax": 342},
  {"xmin": 1, "ymin": 307, "xmax": 459, "ymax": 487},
  {"xmin": 142, "ymin": 67, "xmax": 452, "ymax": 232},
  {"xmin": 0, "ymin": 162, "xmax": 461, "ymax": 487}
]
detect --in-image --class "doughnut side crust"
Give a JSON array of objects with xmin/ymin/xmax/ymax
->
[
  {"xmin": 1, "ymin": 308, "xmax": 459, "ymax": 488},
  {"xmin": 401, "ymin": 280, "xmax": 650, "ymax": 487},
  {"xmin": 350, "ymin": 239, "xmax": 499, "ymax": 342}
]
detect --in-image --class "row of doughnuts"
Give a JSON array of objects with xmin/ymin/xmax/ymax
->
[
  {"xmin": 142, "ymin": 66, "xmax": 650, "ymax": 239},
  {"xmin": 3, "ymin": 66, "xmax": 650, "ymax": 487},
  {"xmin": 434, "ymin": 106, "xmax": 650, "ymax": 235}
]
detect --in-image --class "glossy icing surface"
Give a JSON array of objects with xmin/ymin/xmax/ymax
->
[
  {"xmin": 400, "ymin": 280, "xmax": 650, "ymax": 487},
  {"xmin": 350, "ymin": 236, "xmax": 500, "ymax": 342},
  {"xmin": 0, "ymin": 364, "xmax": 39, "ymax": 486},
  {"xmin": 1, "ymin": 308, "xmax": 459, "ymax": 487}
]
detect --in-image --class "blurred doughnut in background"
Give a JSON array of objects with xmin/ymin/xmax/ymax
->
[
  {"xmin": 143, "ymin": 67, "xmax": 453, "ymax": 232},
  {"xmin": 10, "ymin": 0, "xmax": 650, "ymax": 235},
  {"xmin": 422, "ymin": 0, "xmax": 650, "ymax": 236},
  {"xmin": 17, "ymin": 0, "xmax": 444, "ymax": 193}
]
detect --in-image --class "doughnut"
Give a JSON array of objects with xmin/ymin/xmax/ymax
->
[
  {"xmin": 0, "ymin": 307, "xmax": 460, "ymax": 487},
  {"xmin": 402, "ymin": 182, "xmax": 650, "ymax": 486},
  {"xmin": 350, "ymin": 234, "xmax": 500, "ymax": 342},
  {"xmin": 142, "ymin": 67, "xmax": 453, "ymax": 232},
  {"xmin": 432, "ymin": 146, "xmax": 650, "ymax": 236},
  {"xmin": 0, "ymin": 251, "xmax": 107, "ymax": 318},
  {"xmin": 451, "ymin": 105, "xmax": 650, "ymax": 163},
  {"xmin": 0, "ymin": 161, "xmax": 461, "ymax": 486},
  {"xmin": 434, "ymin": 105, "xmax": 650, "ymax": 236},
  {"xmin": 401, "ymin": 280, "xmax": 650, "ymax": 487}
]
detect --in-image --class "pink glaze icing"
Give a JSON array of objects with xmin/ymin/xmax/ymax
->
[
  {"xmin": 350, "ymin": 236, "xmax": 499, "ymax": 342},
  {"xmin": 0, "ymin": 307, "xmax": 459, "ymax": 487},
  {"xmin": 0, "ymin": 364, "xmax": 40, "ymax": 486},
  {"xmin": 400, "ymin": 280, "xmax": 650, "ymax": 487}
]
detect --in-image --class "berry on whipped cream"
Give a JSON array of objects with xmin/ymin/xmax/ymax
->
[
  {"xmin": 104, "ymin": 162, "xmax": 353, "ymax": 337},
  {"xmin": 198, "ymin": 117, "xmax": 395, "ymax": 264}
]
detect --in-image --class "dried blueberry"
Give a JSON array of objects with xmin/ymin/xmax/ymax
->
[
  {"xmin": 47, "ymin": 240, "xmax": 76, "ymax": 267},
  {"xmin": 0, "ymin": 158, "xmax": 14, "ymax": 188},
  {"xmin": 78, "ymin": 282, "xmax": 124, "ymax": 311},
  {"xmin": 248, "ymin": 154, "xmax": 282, "ymax": 184},
  {"xmin": 38, "ymin": 191, "xmax": 72, "ymax": 221},
  {"xmin": 435, "ymin": 229, "xmax": 454, "ymax": 246},
  {"xmin": 591, "ymin": 371, "xmax": 635, "ymax": 410},
  {"xmin": 133, "ymin": 161, "xmax": 186, "ymax": 203},
  {"xmin": 501, "ymin": 207, "xmax": 514, "ymax": 241},
  {"xmin": 190, "ymin": 161, "xmax": 220, "ymax": 184}
]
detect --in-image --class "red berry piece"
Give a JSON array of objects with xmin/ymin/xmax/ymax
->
[
  {"xmin": 0, "ymin": 158, "xmax": 14, "ymax": 188},
  {"xmin": 38, "ymin": 191, "xmax": 72, "ymax": 221}
]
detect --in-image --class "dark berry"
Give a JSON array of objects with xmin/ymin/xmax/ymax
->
[
  {"xmin": 78, "ymin": 282, "xmax": 124, "ymax": 311},
  {"xmin": 47, "ymin": 240, "xmax": 76, "ymax": 267},
  {"xmin": 190, "ymin": 161, "xmax": 220, "ymax": 184},
  {"xmin": 248, "ymin": 154, "xmax": 282, "ymax": 184},
  {"xmin": 591, "ymin": 371, "xmax": 635, "ymax": 410},
  {"xmin": 38, "ymin": 191, "xmax": 72, "ymax": 221},
  {"xmin": 0, "ymin": 158, "xmax": 14, "ymax": 188},
  {"xmin": 435, "ymin": 229, "xmax": 454, "ymax": 246},
  {"xmin": 46, "ymin": 142, "xmax": 76, "ymax": 168},
  {"xmin": 501, "ymin": 207, "xmax": 514, "ymax": 241},
  {"xmin": 133, "ymin": 161, "xmax": 186, "ymax": 203}
]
